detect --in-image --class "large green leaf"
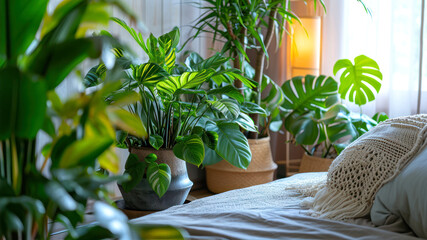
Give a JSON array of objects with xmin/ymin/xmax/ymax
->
[
  {"xmin": 234, "ymin": 113, "xmax": 257, "ymax": 132},
  {"xmin": 149, "ymin": 134, "xmax": 164, "ymax": 150},
  {"xmin": 132, "ymin": 63, "xmax": 166, "ymax": 85},
  {"xmin": 0, "ymin": 0, "xmax": 48, "ymax": 61},
  {"xmin": 111, "ymin": 17, "xmax": 147, "ymax": 53},
  {"xmin": 202, "ymin": 145, "xmax": 223, "ymax": 166},
  {"xmin": 136, "ymin": 225, "xmax": 188, "ymax": 240},
  {"xmin": 45, "ymin": 182, "xmax": 78, "ymax": 211},
  {"xmin": 59, "ymin": 136, "xmax": 113, "ymax": 168},
  {"xmin": 285, "ymin": 111, "xmax": 326, "ymax": 146},
  {"xmin": 281, "ymin": 75, "xmax": 338, "ymax": 113},
  {"xmin": 122, "ymin": 153, "xmax": 146, "ymax": 192},
  {"xmin": 207, "ymin": 122, "xmax": 251, "ymax": 169},
  {"xmin": 107, "ymin": 107, "xmax": 147, "ymax": 139},
  {"xmin": 261, "ymin": 75, "xmax": 285, "ymax": 115},
  {"xmin": 324, "ymin": 104, "xmax": 358, "ymax": 143},
  {"xmin": 240, "ymin": 102, "xmax": 266, "ymax": 115},
  {"xmin": 333, "ymin": 55, "xmax": 383, "ymax": 106},
  {"xmin": 0, "ymin": 67, "xmax": 47, "ymax": 139},
  {"xmin": 93, "ymin": 201, "xmax": 133, "ymax": 239},
  {"xmin": 28, "ymin": 37, "xmax": 108, "ymax": 90},
  {"xmin": 173, "ymin": 135, "xmax": 205, "ymax": 166},
  {"xmin": 157, "ymin": 70, "xmax": 214, "ymax": 96},
  {"xmin": 185, "ymin": 52, "xmax": 229, "ymax": 71},
  {"xmin": 207, "ymin": 85, "xmax": 244, "ymax": 103},
  {"xmin": 207, "ymin": 99, "xmax": 240, "ymax": 120},
  {"xmin": 83, "ymin": 63, "xmax": 106, "ymax": 87},
  {"xmin": 146, "ymin": 162, "xmax": 171, "ymax": 198}
]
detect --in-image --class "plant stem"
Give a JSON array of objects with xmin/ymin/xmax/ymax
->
[
  {"xmin": 248, "ymin": 7, "xmax": 278, "ymax": 139},
  {"xmin": 300, "ymin": 145, "xmax": 312, "ymax": 155},
  {"xmin": 233, "ymin": 28, "xmax": 247, "ymax": 94},
  {"xmin": 0, "ymin": 141, "xmax": 4, "ymax": 179},
  {"xmin": 5, "ymin": 138, "xmax": 11, "ymax": 186}
]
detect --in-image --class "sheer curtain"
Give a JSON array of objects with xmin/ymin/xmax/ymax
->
[{"xmin": 321, "ymin": 0, "xmax": 426, "ymax": 117}]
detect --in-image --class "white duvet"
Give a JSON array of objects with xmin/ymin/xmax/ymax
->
[{"xmin": 132, "ymin": 173, "xmax": 419, "ymax": 240}]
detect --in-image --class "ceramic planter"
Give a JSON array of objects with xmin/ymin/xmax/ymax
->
[
  {"xmin": 118, "ymin": 147, "xmax": 193, "ymax": 211},
  {"xmin": 205, "ymin": 137, "xmax": 277, "ymax": 193}
]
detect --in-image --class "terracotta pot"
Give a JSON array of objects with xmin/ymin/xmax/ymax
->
[
  {"xmin": 118, "ymin": 147, "xmax": 193, "ymax": 211},
  {"xmin": 298, "ymin": 153, "xmax": 334, "ymax": 173},
  {"xmin": 205, "ymin": 137, "xmax": 277, "ymax": 193}
]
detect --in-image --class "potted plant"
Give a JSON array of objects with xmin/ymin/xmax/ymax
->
[
  {"xmin": 189, "ymin": 0, "xmax": 330, "ymax": 192},
  {"xmin": 273, "ymin": 55, "xmax": 388, "ymax": 172},
  {"xmin": 0, "ymin": 0, "xmax": 187, "ymax": 239},
  {"xmin": 85, "ymin": 19, "xmax": 259, "ymax": 209}
]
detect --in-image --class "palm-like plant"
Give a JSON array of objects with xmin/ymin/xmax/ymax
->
[{"xmin": 191, "ymin": 0, "xmax": 327, "ymax": 139}]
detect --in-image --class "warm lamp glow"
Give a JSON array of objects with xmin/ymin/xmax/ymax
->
[{"xmin": 291, "ymin": 17, "xmax": 321, "ymax": 77}]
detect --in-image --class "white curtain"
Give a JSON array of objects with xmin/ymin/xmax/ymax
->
[{"xmin": 321, "ymin": 0, "xmax": 426, "ymax": 118}]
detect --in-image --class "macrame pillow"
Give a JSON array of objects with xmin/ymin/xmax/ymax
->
[{"xmin": 308, "ymin": 115, "xmax": 427, "ymax": 220}]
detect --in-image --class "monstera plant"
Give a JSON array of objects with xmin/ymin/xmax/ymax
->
[
  {"xmin": 85, "ymin": 18, "xmax": 258, "ymax": 208},
  {"xmin": 275, "ymin": 55, "xmax": 388, "ymax": 158}
]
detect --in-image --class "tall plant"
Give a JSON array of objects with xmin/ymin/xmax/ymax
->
[
  {"xmin": 192, "ymin": 0, "xmax": 327, "ymax": 139},
  {"xmin": 0, "ymin": 0, "xmax": 186, "ymax": 239},
  {"xmin": 191, "ymin": 0, "xmax": 372, "ymax": 140}
]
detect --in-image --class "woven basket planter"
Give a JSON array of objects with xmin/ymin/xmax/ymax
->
[
  {"xmin": 298, "ymin": 153, "xmax": 334, "ymax": 173},
  {"xmin": 118, "ymin": 147, "xmax": 193, "ymax": 211},
  {"xmin": 206, "ymin": 137, "xmax": 277, "ymax": 193}
]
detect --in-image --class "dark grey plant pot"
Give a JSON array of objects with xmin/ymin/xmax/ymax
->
[{"xmin": 118, "ymin": 147, "xmax": 193, "ymax": 211}]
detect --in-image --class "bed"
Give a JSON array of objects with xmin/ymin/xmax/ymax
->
[
  {"xmin": 132, "ymin": 116, "xmax": 427, "ymax": 239},
  {"xmin": 131, "ymin": 172, "xmax": 420, "ymax": 240}
]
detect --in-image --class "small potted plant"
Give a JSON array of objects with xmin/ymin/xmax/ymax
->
[
  {"xmin": 272, "ymin": 55, "xmax": 388, "ymax": 172},
  {"xmin": 86, "ymin": 19, "xmax": 259, "ymax": 209}
]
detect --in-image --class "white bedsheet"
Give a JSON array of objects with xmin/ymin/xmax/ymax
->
[{"xmin": 131, "ymin": 173, "xmax": 419, "ymax": 239}]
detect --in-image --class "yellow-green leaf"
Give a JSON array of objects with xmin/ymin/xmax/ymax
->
[{"xmin": 107, "ymin": 107, "xmax": 147, "ymax": 139}]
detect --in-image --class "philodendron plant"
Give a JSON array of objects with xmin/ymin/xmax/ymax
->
[
  {"xmin": 85, "ymin": 19, "xmax": 260, "ymax": 197},
  {"xmin": 274, "ymin": 55, "xmax": 388, "ymax": 158}
]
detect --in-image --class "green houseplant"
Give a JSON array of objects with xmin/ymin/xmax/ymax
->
[
  {"xmin": 0, "ymin": 0, "xmax": 187, "ymax": 239},
  {"xmin": 274, "ymin": 55, "xmax": 388, "ymax": 171},
  {"xmin": 85, "ymin": 18, "xmax": 260, "ymax": 208},
  {"xmin": 189, "ymin": 0, "xmax": 327, "ymax": 192},
  {"xmin": 190, "ymin": 0, "xmax": 373, "ymax": 181}
]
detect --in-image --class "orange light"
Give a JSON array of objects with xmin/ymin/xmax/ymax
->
[{"xmin": 291, "ymin": 17, "xmax": 321, "ymax": 77}]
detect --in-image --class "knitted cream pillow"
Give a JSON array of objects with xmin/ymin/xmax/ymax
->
[{"xmin": 307, "ymin": 115, "xmax": 427, "ymax": 220}]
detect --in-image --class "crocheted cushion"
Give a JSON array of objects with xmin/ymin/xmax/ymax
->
[
  {"xmin": 308, "ymin": 115, "xmax": 427, "ymax": 220},
  {"xmin": 371, "ymin": 143, "xmax": 427, "ymax": 238}
]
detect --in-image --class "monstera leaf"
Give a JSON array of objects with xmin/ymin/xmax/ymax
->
[
  {"xmin": 281, "ymin": 75, "xmax": 338, "ymax": 114},
  {"xmin": 157, "ymin": 69, "xmax": 214, "ymax": 96},
  {"xmin": 284, "ymin": 110, "xmax": 326, "ymax": 146},
  {"xmin": 333, "ymin": 55, "xmax": 383, "ymax": 106}
]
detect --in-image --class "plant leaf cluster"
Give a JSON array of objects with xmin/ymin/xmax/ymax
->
[
  {"xmin": 274, "ymin": 55, "xmax": 388, "ymax": 158},
  {"xmin": 86, "ymin": 19, "xmax": 264, "ymax": 174},
  {"xmin": 0, "ymin": 0, "xmax": 186, "ymax": 239}
]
